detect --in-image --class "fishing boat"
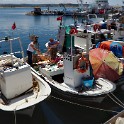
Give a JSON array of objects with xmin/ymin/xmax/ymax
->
[
  {"xmin": 84, "ymin": 14, "xmax": 104, "ymax": 24},
  {"xmin": 33, "ymin": 31, "xmax": 116, "ymax": 104},
  {"xmin": 104, "ymin": 109, "xmax": 124, "ymax": 124},
  {"xmin": 26, "ymin": 7, "xmax": 43, "ymax": 15},
  {"xmin": 26, "ymin": 7, "xmax": 63, "ymax": 16},
  {"xmin": 0, "ymin": 37, "xmax": 51, "ymax": 113},
  {"xmin": 70, "ymin": 14, "xmax": 104, "ymax": 28}
]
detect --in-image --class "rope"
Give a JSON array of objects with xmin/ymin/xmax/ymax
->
[
  {"xmin": 39, "ymin": 71, "xmax": 122, "ymax": 113},
  {"xmin": 32, "ymin": 78, "xmax": 40, "ymax": 99},
  {"xmin": 107, "ymin": 94, "xmax": 124, "ymax": 109},
  {"xmin": 14, "ymin": 110, "xmax": 17, "ymax": 124},
  {"xmin": 51, "ymin": 95, "xmax": 119, "ymax": 114},
  {"xmin": 110, "ymin": 93, "xmax": 124, "ymax": 107}
]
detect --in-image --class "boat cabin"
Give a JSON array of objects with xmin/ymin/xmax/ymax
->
[
  {"xmin": 38, "ymin": 26, "xmax": 94, "ymax": 88},
  {"xmin": 33, "ymin": 7, "xmax": 42, "ymax": 15}
]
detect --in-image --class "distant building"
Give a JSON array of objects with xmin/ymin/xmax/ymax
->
[
  {"xmin": 76, "ymin": 0, "xmax": 108, "ymax": 13},
  {"xmin": 95, "ymin": 0, "xmax": 109, "ymax": 9}
]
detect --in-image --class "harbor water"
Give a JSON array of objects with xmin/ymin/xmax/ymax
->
[
  {"xmin": 0, "ymin": 7, "xmax": 82, "ymax": 56},
  {"xmin": 0, "ymin": 7, "xmax": 124, "ymax": 124}
]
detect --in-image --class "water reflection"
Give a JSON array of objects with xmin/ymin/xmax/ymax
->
[
  {"xmin": 36, "ymin": 97, "xmax": 112, "ymax": 124},
  {"xmin": 1, "ymin": 85, "xmax": 124, "ymax": 124}
]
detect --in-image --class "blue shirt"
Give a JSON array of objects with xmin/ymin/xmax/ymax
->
[{"xmin": 48, "ymin": 40, "xmax": 58, "ymax": 48}]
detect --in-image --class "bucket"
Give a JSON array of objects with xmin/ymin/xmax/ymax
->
[{"xmin": 82, "ymin": 77, "xmax": 94, "ymax": 88}]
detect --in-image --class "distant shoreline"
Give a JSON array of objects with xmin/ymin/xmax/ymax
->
[
  {"xmin": 0, "ymin": 3, "xmax": 119, "ymax": 9},
  {"xmin": 0, "ymin": 4, "xmax": 79, "ymax": 8}
]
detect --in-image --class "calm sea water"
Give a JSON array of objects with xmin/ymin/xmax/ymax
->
[
  {"xmin": 1, "ymin": 7, "xmax": 124, "ymax": 124},
  {"xmin": 0, "ymin": 7, "xmax": 82, "ymax": 56}
]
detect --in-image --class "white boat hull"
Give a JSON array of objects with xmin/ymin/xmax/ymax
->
[
  {"xmin": 32, "ymin": 68, "xmax": 116, "ymax": 104},
  {"xmin": 104, "ymin": 110, "xmax": 124, "ymax": 124},
  {"xmin": 0, "ymin": 71, "xmax": 51, "ymax": 111},
  {"xmin": 48, "ymin": 78, "xmax": 115, "ymax": 103},
  {"xmin": 0, "ymin": 37, "xmax": 51, "ymax": 112}
]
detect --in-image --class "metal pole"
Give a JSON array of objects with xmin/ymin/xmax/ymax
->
[
  {"xmin": 18, "ymin": 37, "xmax": 25, "ymax": 63},
  {"xmin": 71, "ymin": 35, "xmax": 73, "ymax": 56},
  {"xmin": 86, "ymin": 33, "xmax": 91, "ymax": 60},
  {"xmin": 9, "ymin": 38, "xmax": 14, "ymax": 66},
  {"xmin": 86, "ymin": 33, "xmax": 89, "ymax": 54}
]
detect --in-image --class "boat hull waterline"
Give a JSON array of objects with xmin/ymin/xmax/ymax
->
[
  {"xmin": 31, "ymin": 68, "xmax": 116, "ymax": 104},
  {"xmin": 0, "ymin": 71, "xmax": 51, "ymax": 111}
]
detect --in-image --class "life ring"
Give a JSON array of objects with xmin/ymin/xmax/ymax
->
[
  {"xmin": 70, "ymin": 27, "xmax": 78, "ymax": 34},
  {"xmin": 93, "ymin": 24, "xmax": 101, "ymax": 32},
  {"xmin": 77, "ymin": 56, "xmax": 89, "ymax": 73},
  {"xmin": 93, "ymin": 24, "xmax": 97, "ymax": 32}
]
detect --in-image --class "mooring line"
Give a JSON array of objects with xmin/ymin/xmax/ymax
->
[
  {"xmin": 14, "ymin": 110, "xmax": 17, "ymax": 124},
  {"xmin": 110, "ymin": 93, "xmax": 124, "ymax": 107},
  {"xmin": 107, "ymin": 93, "xmax": 124, "ymax": 109},
  {"xmin": 51, "ymin": 95, "xmax": 119, "ymax": 114}
]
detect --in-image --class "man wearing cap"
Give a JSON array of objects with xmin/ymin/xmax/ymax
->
[{"xmin": 27, "ymin": 35, "xmax": 40, "ymax": 66}]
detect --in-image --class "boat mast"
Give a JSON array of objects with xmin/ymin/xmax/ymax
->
[
  {"xmin": 18, "ymin": 37, "xmax": 25, "ymax": 63},
  {"xmin": 9, "ymin": 38, "xmax": 14, "ymax": 66},
  {"xmin": 79, "ymin": 0, "xmax": 84, "ymax": 11},
  {"xmin": 59, "ymin": 3, "xmax": 67, "ymax": 13}
]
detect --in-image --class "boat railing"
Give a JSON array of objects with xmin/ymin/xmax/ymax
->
[
  {"xmin": 0, "ymin": 37, "xmax": 25, "ymax": 65},
  {"xmin": 87, "ymin": 14, "xmax": 97, "ymax": 20}
]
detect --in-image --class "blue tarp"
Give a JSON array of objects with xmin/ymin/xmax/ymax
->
[
  {"xmin": 110, "ymin": 42, "xmax": 123, "ymax": 58},
  {"xmin": 96, "ymin": 41, "xmax": 123, "ymax": 58}
]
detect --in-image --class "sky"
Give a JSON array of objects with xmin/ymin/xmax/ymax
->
[{"xmin": 0, "ymin": 0, "xmax": 123, "ymax": 6}]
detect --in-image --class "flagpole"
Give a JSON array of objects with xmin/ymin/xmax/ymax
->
[
  {"xmin": 57, "ymin": 16, "xmax": 63, "ymax": 41},
  {"xmin": 12, "ymin": 30, "xmax": 14, "ymax": 39},
  {"xmin": 11, "ymin": 22, "xmax": 16, "ymax": 38},
  {"xmin": 57, "ymin": 16, "xmax": 63, "ymax": 27},
  {"xmin": 59, "ymin": 17, "xmax": 63, "ymax": 29}
]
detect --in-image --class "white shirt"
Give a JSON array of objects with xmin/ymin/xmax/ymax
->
[{"xmin": 27, "ymin": 42, "xmax": 34, "ymax": 52}]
